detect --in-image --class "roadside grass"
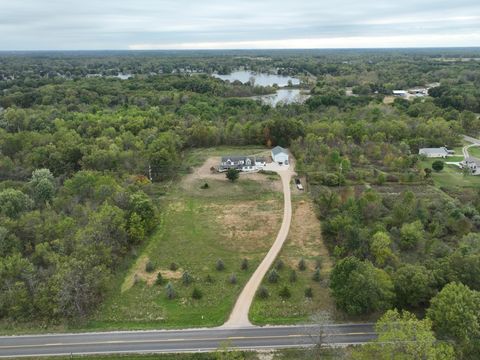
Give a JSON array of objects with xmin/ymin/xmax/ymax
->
[
  {"xmin": 250, "ymin": 194, "xmax": 337, "ymax": 325},
  {"xmin": 420, "ymin": 159, "xmax": 480, "ymax": 188},
  {"xmin": 26, "ymin": 349, "xmax": 329, "ymax": 360},
  {"xmin": 27, "ymin": 353, "xmax": 260, "ymax": 360},
  {"xmin": 88, "ymin": 175, "xmax": 283, "ymax": 330}
]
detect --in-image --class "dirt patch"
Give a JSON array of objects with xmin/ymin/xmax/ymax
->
[
  {"xmin": 208, "ymin": 200, "xmax": 283, "ymax": 253},
  {"xmin": 383, "ymin": 96, "xmax": 395, "ymax": 104},
  {"xmin": 286, "ymin": 199, "xmax": 333, "ymax": 272},
  {"xmin": 122, "ymin": 255, "xmax": 183, "ymax": 292}
]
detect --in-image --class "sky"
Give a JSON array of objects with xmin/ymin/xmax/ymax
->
[{"xmin": 0, "ymin": 0, "xmax": 479, "ymax": 50}]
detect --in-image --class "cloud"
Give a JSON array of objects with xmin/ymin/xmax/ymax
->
[{"xmin": 0, "ymin": 0, "xmax": 479, "ymax": 50}]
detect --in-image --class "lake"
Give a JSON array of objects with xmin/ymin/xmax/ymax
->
[
  {"xmin": 213, "ymin": 70, "xmax": 300, "ymax": 87},
  {"xmin": 252, "ymin": 89, "xmax": 310, "ymax": 107}
]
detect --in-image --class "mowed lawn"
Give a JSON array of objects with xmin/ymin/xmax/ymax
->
[
  {"xmin": 89, "ymin": 165, "xmax": 283, "ymax": 330},
  {"xmin": 420, "ymin": 159, "xmax": 480, "ymax": 188},
  {"xmin": 467, "ymin": 145, "xmax": 480, "ymax": 158},
  {"xmin": 250, "ymin": 193, "xmax": 337, "ymax": 325}
]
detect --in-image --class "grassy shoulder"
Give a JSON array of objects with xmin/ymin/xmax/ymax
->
[
  {"xmin": 87, "ymin": 167, "xmax": 283, "ymax": 330},
  {"xmin": 24, "ymin": 348, "xmax": 333, "ymax": 360},
  {"xmin": 250, "ymin": 193, "xmax": 336, "ymax": 325}
]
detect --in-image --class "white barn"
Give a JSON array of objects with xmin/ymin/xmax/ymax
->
[
  {"xmin": 271, "ymin": 146, "xmax": 289, "ymax": 165},
  {"xmin": 419, "ymin": 147, "xmax": 452, "ymax": 158}
]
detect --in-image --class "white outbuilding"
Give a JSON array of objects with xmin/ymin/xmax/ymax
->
[
  {"xmin": 418, "ymin": 147, "xmax": 453, "ymax": 158},
  {"xmin": 271, "ymin": 146, "xmax": 289, "ymax": 165}
]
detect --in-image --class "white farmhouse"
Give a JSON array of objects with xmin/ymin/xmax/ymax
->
[
  {"xmin": 419, "ymin": 147, "xmax": 453, "ymax": 158},
  {"xmin": 271, "ymin": 146, "xmax": 289, "ymax": 165},
  {"xmin": 393, "ymin": 90, "xmax": 408, "ymax": 97}
]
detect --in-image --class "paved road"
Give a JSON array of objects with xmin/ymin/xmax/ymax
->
[
  {"xmin": 224, "ymin": 162, "xmax": 295, "ymax": 327},
  {"xmin": 463, "ymin": 135, "xmax": 480, "ymax": 160},
  {"xmin": 463, "ymin": 135, "xmax": 480, "ymax": 145},
  {"xmin": 0, "ymin": 324, "xmax": 375, "ymax": 358}
]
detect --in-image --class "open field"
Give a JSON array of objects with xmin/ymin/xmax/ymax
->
[
  {"xmin": 250, "ymin": 194, "xmax": 336, "ymax": 325},
  {"xmin": 420, "ymin": 159, "xmax": 480, "ymax": 188},
  {"xmin": 467, "ymin": 145, "xmax": 480, "ymax": 158},
  {"xmin": 88, "ymin": 154, "xmax": 284, "ymax": 330}
]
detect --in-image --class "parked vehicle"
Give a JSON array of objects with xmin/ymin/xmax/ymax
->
[{"xmin": 295, "ymin": 178, "xmax": 304, "ymax": 190}]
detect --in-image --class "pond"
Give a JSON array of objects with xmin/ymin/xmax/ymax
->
[
  {"xmin": 213, "ymin": 70, "xmax": 300, "ymax": 87},
  {"xmin": 251, "ymin": 89, "xmax": 311, "ymax": 107}
]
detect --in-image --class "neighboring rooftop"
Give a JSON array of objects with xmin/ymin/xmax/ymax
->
[
  {"xmin": 419, "ymin": 147, "xmax": 450, "ymax": 156},
  {"xmin": 271, "ymin": 146, "xmax": 287, "ymax": 156}
]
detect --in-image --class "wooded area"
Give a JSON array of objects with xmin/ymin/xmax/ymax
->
[{"xmin": 1, "ymin": 49, "xmax": 479, "ymax": 358}]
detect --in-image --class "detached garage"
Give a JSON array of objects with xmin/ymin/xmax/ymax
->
[{"xmin": 271, "ymin": 146, "xmax": 289, "ymax": 165}]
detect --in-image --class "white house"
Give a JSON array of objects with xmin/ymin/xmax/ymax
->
[
  {"xmin": 271, "ymin": 146, "xmax": 289, "ymax": 165},
  {"xmin": 419, "ymin": 147, "xmax": 453, "ymax": 158},
  {"xmin": 461, "ymin": 160, "xmax": 478, "ymax": 175},
  {"xmin": 393, "ymin": 90, "xmax": 408, "ymax": 97},
  {"xmin": 219, "ymin": 156, "xmax": 266, "ymax": 172},
  {"xmin": 255, "ymin": 157, "xmax": 266, "ymax": 168}
]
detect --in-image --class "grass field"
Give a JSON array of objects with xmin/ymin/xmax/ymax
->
[
  {"xmin": 87, "ymin": 148, "xmax": 284, "ymax": 330},
  {"xmin": 467, "ymin": 145, "xmax": 480, "ymax": 158},
  {"xmin": 420, "ymin": 159, "xmax": 480, "ymax": 188},
  {"xmin": 250, "ymin": 194, "xmax": 337, "ymax": 325}
]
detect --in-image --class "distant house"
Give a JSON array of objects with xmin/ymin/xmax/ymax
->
[
  {"xmin": 461, "ymin": 159, "xmax": 478, "ymax": 174},
  {"xmin": 408, "ymin": 88, "xmax": 428, "ymax": 96},
  {"xmin": 419, "ymin": 147, "xmax": 454, "ymax": 158},
  {"xmin": 219, "ymin": 156, "xmax": 265, "ymax": 172},
  {"xmin": 393, "ymin": 90, "xmax": 408, "ymax": 97},
  {"xmin": 271, "ymin": 146, "xmax": 289, "ymax": 165}
]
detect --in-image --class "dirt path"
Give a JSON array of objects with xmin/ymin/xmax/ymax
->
[{"xmin": 223, "ymin": 163, "xmax": 295, "ymax": 328}]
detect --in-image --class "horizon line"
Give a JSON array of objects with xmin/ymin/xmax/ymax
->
[{"xmin": 1, "ymin": 46, "xmax": 480, "ymax": 52}]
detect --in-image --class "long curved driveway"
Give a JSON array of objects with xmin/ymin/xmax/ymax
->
[{"xmin": 224, "ymin": 164, "xmax": 295, "ymax": 327}]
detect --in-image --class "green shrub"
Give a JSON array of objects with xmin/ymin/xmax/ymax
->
[
  {"xmin": 279, "ymin": 286, "xmax": 291, "ymax": 299},
  {"xmin": 289, "ymin": 270, "xmax": 297, "ymax": 283},
  {"xmin": 216, "ymin": 259, "xmax": 225, "ymax": 271},
  {"xmin": 200, "ymin": 182, "xmax": 209, "ymax": 189},
  {"xmin": 155, "ymin": 272, "xmax": 164, "ymax": 285},
  {"xmin": 241, "ymin": 258, "xmax": 249, "ymax": 271},
  {"xmin": 165, "ymin": 282, "xmax": 176, "ymax": 300},
  {"xmin": 305, "ymin": 287, "xmax": 313, "ymax": 298},
  {"xmin": 226, "ymin": 168, "xmax": 240, "ymax": 182},
  {"xmin": 312, "ymin": 268, "xmax": 321, "ymax": 282},
  {"xmin": 145, "ymin": 260, "xmax": 154, "ymax": 273},
  {"xmin": 298, "ymin": 258, "xmax": 307, "ymax": 271},
  {"xmin": 432, "ymin": 160, "xmax": 444, "ymax": 172},
  {"xmin": 169, "ymin": 262, "xmax": 178, "ymax": 271},
  {"xmin": 275, "ymin": 259, "xmax": 284, "ymax": 270},
  {"xmin": 268, "ymin": 269, "xmax": 280, "ymax": 283},
  {"xmin": 182, "ymin": 271, "xmax": 193, "ymax": 285},
  {"xmin": 229, "ymin": 273, "xmax": 237, "ymax": 284},
  {"xmin": 191, "ymin": 287, "xmax": 203, "ymax": 300},
  {"xmin": 257, "ymin": 286, "xmax": 269, "ymax": 299}
]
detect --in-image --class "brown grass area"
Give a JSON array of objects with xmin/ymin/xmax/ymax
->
[
  {"xmin": 383, "ymin": 96, "xmax": 395, "ymax": 104},
  {"xmin": 209, "ymin": 200, "xmax": 283, "ymax": 253},
  {"xmin": 285, "ymin": 199, "xmax": 333, "ymax": 272},
  {"xmin": 121, "ymin": 255, "xmax": 182, "ymax": 292}
]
